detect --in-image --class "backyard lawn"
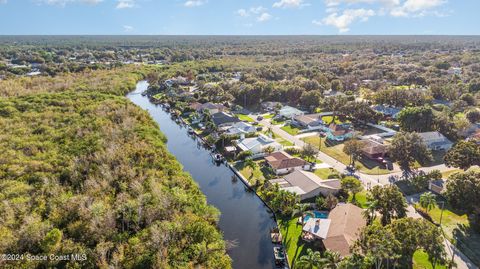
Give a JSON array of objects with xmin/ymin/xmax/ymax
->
[
  {"xmin": 302, "ymin": 136, "xmax": 392, "ymax": 175},
  {"xmin": 413, "ymin": 250, "xmax": 447, "ymax": 269},
  {"xmin": 234, "ymin": 161, "xmax": 270, "ymax": 185},
  {"xmin": 348, "ymin": 190, "xmax": 369, "ymax": 209},
  {"xmin": 321, "ymin": 115, "xmax": 344, "ymax": 124},
  {"xmin": 236, "ymin": 114, "xmax": 255, "ymax": 122},
  {"xmin": 278, "ymin": 215, "xmax": 318, "ymax": 268},
  {"xmin": 281, "ymin": 125, "xmax": 301, "ymax": 135}
]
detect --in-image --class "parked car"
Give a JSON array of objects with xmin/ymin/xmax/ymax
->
[{"xmin": 256, "ymin": 115, "xmax": 264, "ymax": 121}]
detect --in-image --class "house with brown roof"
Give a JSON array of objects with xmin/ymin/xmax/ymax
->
[
  {"xmin": 322, "ymin": 203, "xmax": 366, "ymax": 257},
  {"xmin": 265, "ymin": 151, "xmax": 311, "ymax": 175},
  {"xmin": 190, "ymin": 102, "xmax": 227, "ymax": 115},
  {"xmin": 360, "ymin": 139, "xmax": 387, "ymax": 160},
  {"xmin": 269, "ymin": 170, "xmax": 340, "ymax": 200},
  {"xmin": 301, "ymin": 203, "xmax": 366, "ymax": 257}
]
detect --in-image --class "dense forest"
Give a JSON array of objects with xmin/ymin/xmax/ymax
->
[{"xmin": 0, "ymin": 66, "xmax": 231, "ymax": 268}]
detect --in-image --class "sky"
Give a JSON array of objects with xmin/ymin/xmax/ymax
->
[{"xmin": 0, "ymin": 0, "xmax": 479, "ymax": 35}]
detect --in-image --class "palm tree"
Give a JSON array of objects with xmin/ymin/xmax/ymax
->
[
  {"xmin": 245, "ymin": 159, "xmax": 257, "ymax": 179},
  {"xmin": 319, "ymin": 250, "xmax": 341, "ymax": 269},
  {"xmin": 295, "ymin": 249, "xmax": 322, "ymax": 269},
  {"xmin": 292, "ymin": 203, "xmax": 311, "ymax": 224},
  {"xmin": 419, "ymin": 192, "xmax": 437, "ymax": 213},
  {"xmin": 362, "ymin": 200, "xmax": 378, "ymax": 225}
]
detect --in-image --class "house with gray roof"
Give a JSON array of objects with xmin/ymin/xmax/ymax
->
[
  {"xmin": 278, "ymin": 106, "xmax": 304, "ymax": 119},
  {"xmin": 270, "ymin": 170, "xmax": 340, "ymax": 200},
  {"xmin": 418, "ymin": 131, "xmax": 453, "ymax": 151},
  {"xmin": 236, "ymin": 134, "xmax": 283, "ymax": 158}
]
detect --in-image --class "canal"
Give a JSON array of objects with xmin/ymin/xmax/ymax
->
[{"xmin": 127, "ymin": 81, "xmax": 278, "ymax": 269}]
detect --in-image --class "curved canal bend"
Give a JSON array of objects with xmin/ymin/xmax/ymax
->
[{"xmin": 128, "ymin": 81, "xmax": 278, "ymax": 269}]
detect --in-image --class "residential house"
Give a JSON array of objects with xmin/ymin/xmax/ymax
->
[
  {"xmin": 262, "ymin": 101, "xmax": 282, "ymax": 112},
  {"xmin": 360, "ymin": 139, "xmax": 387, "ymax": 160},
  {"xmin": 293, "ymin": 114, "xmax": 323, "ymax": 129},
  {"xmin": 429, "ymin": 179, "xmax": 446, "ymax": 195},
  {"xmin": 226, "ymin": 122, "xmax": 257, "ymax": 136},
  {"xmin": 211, "ymin": 112, "xmax": 240, "ymax": 128},
  {"xmin": 278, "ymin": 106, "xmax": 304, "ymax": 119},
  {"xmin": 264, "ymin": 151, "xmax": 311, "ymax": 175},
  {"xmin": 321, "ymin": 124, "xmax": 354, "ymax": 141},
  {"xmin": 236, "ymin": 134, "xmax": 283, "ymax": 158},
  {"xmin": 373, "ymin": 105, "xmax": 402, "ymax": 119},
  {"xmin": 322, "ymin": 204, "xmax": 366, "ymax": 257},
  {"xmin": 418, "ymin": 131, "xmax": 453, "ymax": 151},
  {"xmin": 269, "ymin": 170, "xmax": 340, "ymax": 200},
  {"xmin": 190, "ymin": 102, "xmax": 227, "ymax": 115}
]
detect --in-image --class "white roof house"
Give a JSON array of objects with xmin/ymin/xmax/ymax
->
[
  {"xmin": 236, "ymin": 134, "xmax": 283, "ymax": 158},
  {"xmin": 279, "ymin": 106, "xmax": 304, "ymax": 119},
  {"xmin": 418, "ymin": 131, "xmax": 453, "ymax": 151},
  {"xmin": 226, "ymin": 122, "xmax": 257, "ymax": 135},
  {"xmin": 270, "ymin": 170, "xmax": 340, "ymax": 200}
]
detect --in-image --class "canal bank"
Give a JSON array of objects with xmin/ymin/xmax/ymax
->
[{"xmin": 128, "ymin": 81, "xmax": 279, "ymax": 269}]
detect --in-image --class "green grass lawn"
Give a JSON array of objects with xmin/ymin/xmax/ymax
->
[
  {"xmin": 314, "ymin": 168, "xmax": 339, "ymax": 180},
  {"xmin": 413, "ymin": 250, "xmax": 447, "ymax": 269},
  {"xmin": 277, "ymin": 137, "xmax": 294, "ymax": 147},
  {"xmin": 281, "ymin": 125, "xmax": 301, "ymax": 135},
  {"xmin": 278, "ymin": 215, "xmax": 318, "ymax": 268},
  {"xmin": 236, "ymin": 114, "xmax": 255, "ymax": 122},
  {"xmin": 233, "ymin": 161, "xmax": 270, "ymax": 185},
  {"xmin": 302, "ymin": 136, "xmax": 392, "ymax": 175},
  {"xmin": 321, "ymin": 115, "xmax": 344, "ymax": 125},
  {"xmin": 417, "ymin": 199, "xmax": 480, "ymax": 266},
  {"xmin": 272, "ymin": 118, "xmax": 286, "ymax": 125},
  {"xmin": 262, "ymin": 113, "xmax": 274, "ymax": 119},
  {"xmin": 441, "ymin": 169, "xmax": 462, "ymax": 179},
  {"xmin": 348, "ymin": 190, "xmax": 369, "ymax": 209}
]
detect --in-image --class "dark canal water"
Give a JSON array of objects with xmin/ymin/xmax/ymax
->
[{"xmin": 127, "ymin": 81, "xmax": 278, "ymax": 269}]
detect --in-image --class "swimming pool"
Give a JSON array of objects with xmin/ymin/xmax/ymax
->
[{"xmin": 304, "ymin": 211, "xmax": 329, "ymax": 222}]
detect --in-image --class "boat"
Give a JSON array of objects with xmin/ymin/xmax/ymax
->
[
  {"xmin": 273, "ymin": 246, "xmax": 286, "ymax": 265},
  {"xmin": 213, "ymin": 153, "xmax": 223, "ymax": 163},
  {"xmin": 187, "ymin": 127, "xmax": 195, "ymax": 134}
]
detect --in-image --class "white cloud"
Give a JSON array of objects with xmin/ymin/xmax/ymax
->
[
  {"xmin": 236, "ymin": 9, "xmax": 248, "ymax": 17},
  {"xmin": 123, "ymin": 25, "xmax": 134, "ymax": 32},
  {"xmin": 257, "ymin": 12, "xmax": 273, "ymax": 22},
  {"xmin": 325, "ymin": 0, "xmax": 399, "ymax": 7},
  {"xmin": 116, "ymin": 0, "xmax": 135, "ymax": 9},
  {"xmin": 183, "ymin": 0, "xmax": 206, "ymax": 8},
  {"xmin": 36, "ymin": 0, "xmax": 103, "ymax": 6},
  {"xmin": 236, "ymin": 6, "xmax": 267, "ymax": 17},
  {"xmin": 273, "ymin": 0, "xmax": 306, "ymax": 8},
  {"xmin": 316, "ymin": 8, "xmax": 375, "ymax": 33},
  {"xmin": 390, "ymin": 0, "xmax": 446, "ymax": 17}
]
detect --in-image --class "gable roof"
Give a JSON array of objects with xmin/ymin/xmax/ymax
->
[
  {"xmin": 265, "ymin": 151, "xmax": 309, "ymax": 170},
  {"xmin": 294, "ymin": 114, "xmax": 322, "ymax": 125},
  {"xmin": 211, "ymin": 112, "xmax": 240, "ymax": 126},
  {"xmin": 361, "ymin": 139, "xmax": 387, "ymax": 155},
  {"xmin": 280, "ymin": 170, "xmax": 341, "ymax": 194},
  {"xmin": 237, "ymin": 134, "xmax": 279, "ymax": 151},
  {"xmin": 323, "ymin": 203, "xmax": 366, "ymax": 257},
  {"xmin": 418, "ymin": 131, "xmax": 451, "ymax": 144}
]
